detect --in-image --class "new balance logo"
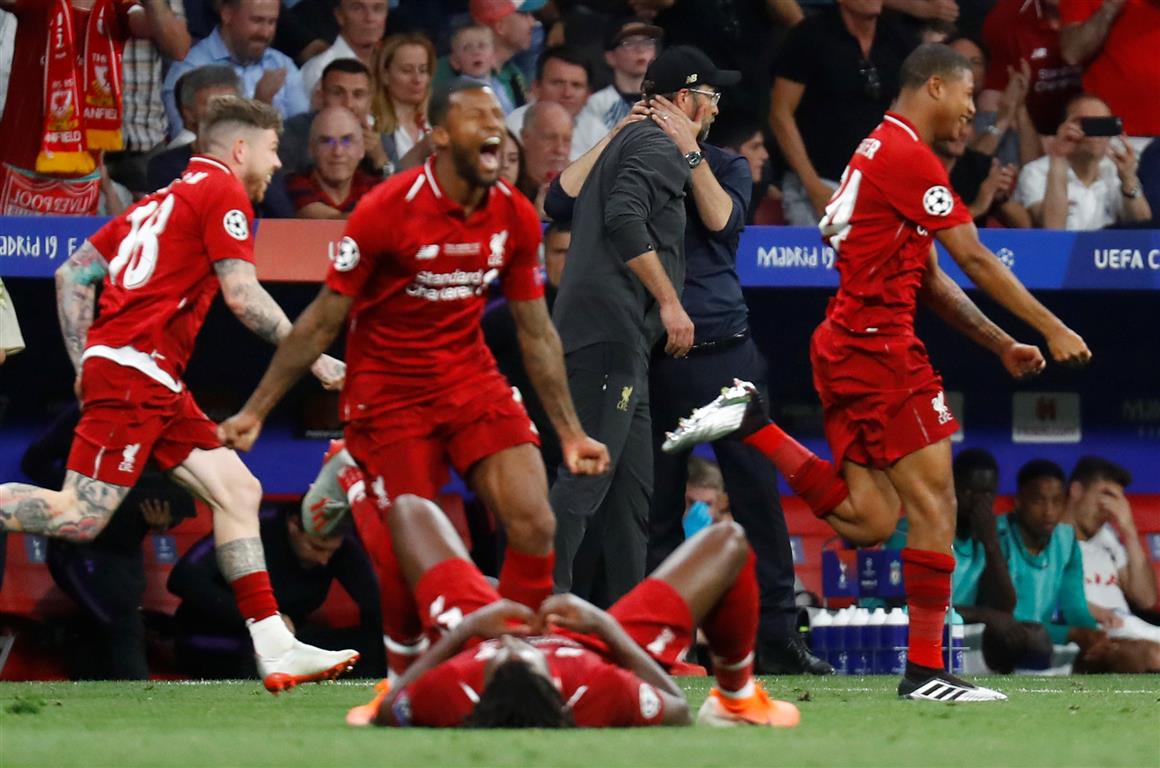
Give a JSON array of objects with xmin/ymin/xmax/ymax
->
[
  {"xmin": 415, "ymin": 244, "xmax": 440, "ymax": 260},
  {"xmin": 118, "ymin": 443, "xmax": 141, "ymax": 473}
]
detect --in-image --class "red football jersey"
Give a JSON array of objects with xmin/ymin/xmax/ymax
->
[
  {"xmin": 389, "ymin": 636, "xmax": 667, "ymax": 728},
  {"xmin": 85, "ymin": 155, "xmax": 254, "ymax": 387},
  {"xmin": 1060, "ymin": 0, "xmax": 1160, "ymax": 137},
  {"xmin": 982, "ymin": 0, "xmax": 1083, "ymax": 136},
  {"xmin": 819, "ymin": 112, "xmax": 973, "ymax": 336},
  {"xmin": 326, "ymin": 158, "xmax": 544, "ymax": 420}
]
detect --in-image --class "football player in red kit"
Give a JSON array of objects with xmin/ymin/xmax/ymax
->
[
  {"xmin": 219, "ymin": 78, "xmax": 610, "ymax": 673},
  {"xmin": 0, "ymin": 97, "xmax": 358, "ymax": 693},
  {"xmin": 342, "ymin": 494, "xmax": 800, "ymax": 729},
  {"xmin": 664, "ymin": 44, "xmax": 1091, "ymax": 702}
]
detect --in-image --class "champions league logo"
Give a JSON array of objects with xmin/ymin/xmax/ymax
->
[{"xmin": 922, "ymin": 185, "xmax": 954, "ymax": 217}]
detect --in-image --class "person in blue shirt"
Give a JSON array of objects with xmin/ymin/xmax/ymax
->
[
  {"xmin": 888, "ymin": 448, "xmax": 1052, "ymax": 673},
  {"xmin": 162, "ymin": 0, "xmax": 310, "ymax": 140},
  {"xmin": 542, "ymin": 50, "xmax": 830, "ymax": 674}
]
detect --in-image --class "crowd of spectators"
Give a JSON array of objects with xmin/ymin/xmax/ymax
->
[{"xmin": 0, "ymin": 0, "xmax": 1155, "ymax": 226}]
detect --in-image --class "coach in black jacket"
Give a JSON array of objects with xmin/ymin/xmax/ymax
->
[{"xmin": 546, "ymin": 46, "xmax": 736, "ymax": 605}]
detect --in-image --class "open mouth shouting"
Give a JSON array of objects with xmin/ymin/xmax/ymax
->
[{"xmin": 479, "ymin": 135, "xmax": 502, "ymax": 174}]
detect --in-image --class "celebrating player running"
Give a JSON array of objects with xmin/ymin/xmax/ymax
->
[
  {"xmin": 0, "ymin": 97, "xmax": 356, "ymax": 693},
  {"xmin": 220, "ymin": 78, "xmax": 609, "ymax": 674},
  {"xmin": 665, "ymin": 44, "xmax": 1090, "ymax": 703}
]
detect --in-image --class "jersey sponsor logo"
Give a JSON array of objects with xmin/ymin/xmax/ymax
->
[
  {"xmin": 922, "ymin": 185, "xmax": 954, "ymax": 217},
  {"xmin": 333, "ymin": 236, "xmax": 361, "ymax": 272},
  {"xmin": 638, "ymin": 684, "xmax": 661, "ymax": 720},
  {"xmin": 488, "ymin": 230, "xmax": 508, "ymax": 267},
  {"xmin": 222, "ymin": 209, "xmax": 249, "ymax": 241},
  {"xmin": 931, "ymin": 391, "xmax": 953, "ymax": 425},
  {"xmin": 405, "ymin": 268, "xmax": 499, "ymax": 302},
  {"xmin": 118, "ymin": 443, "xmax": 141, "ymax": 473},
  {"xmin": 414, "ymin": 244, "xmax": 441, "ymax": 260}
]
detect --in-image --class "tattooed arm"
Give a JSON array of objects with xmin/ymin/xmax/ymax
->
[
  {"xmin": 919, "ymin": 247, "xmax": 1046, "ymax": 380},
  {"xmin": 213, "ymin": 259, "xmax": 345, "ymax": 390},
  {"xmin": 55, "ymin": 240, "xmax": 108, "ymax": 373},
  {"xmin": 509, "ymin": 297, "xmax": 610, "ymax": 476}
]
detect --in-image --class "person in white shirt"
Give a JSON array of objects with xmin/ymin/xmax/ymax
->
[
  {"xmin": 582, "ymin": 19, "xmax": 661, "ymax": 132},
  {"xmin": 1065, "ymin": 456, "xmax": 1160, "ymax": 657},
  {"xmin": 299, "ymin": 0, "xmax": 387, "ymax": 102},
  {"xmin": 1013, "ymin": 93, "xmax": 1151, "ymax": 230},
  {"xmin": 506, "ymin": 44, "xmax": 606, "ymax": 161}
]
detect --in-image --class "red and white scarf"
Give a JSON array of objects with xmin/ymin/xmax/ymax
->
[{"xmin": 36, "ymin": 0, "xmax": 124, "ymax": 175}]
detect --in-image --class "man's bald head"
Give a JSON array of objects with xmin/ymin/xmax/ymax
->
[
  {"xmin": 520, "ymin": 101, "xmax": 572, "ymax": 186},
  {"xmin": 309, "ymin": 106, "xmax": 365, "ymax": 185}
]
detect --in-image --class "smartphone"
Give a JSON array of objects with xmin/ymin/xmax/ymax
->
[{"xmin": 1080, "ymin": 116, "xmax": 1123, "ymax": 137}]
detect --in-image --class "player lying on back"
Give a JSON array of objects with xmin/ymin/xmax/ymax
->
[
  {"xmin": 340, "ymin": 494, "xmax": 800, "ymax": 728},
  {"xmin": 0, "ymin": 97, "xmax": 356, "ymax": 693},
  {"xmin": 664, "ymin": 44, "xmax": 1091, "ymax": 703}
]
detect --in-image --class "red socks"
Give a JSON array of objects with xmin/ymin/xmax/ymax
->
[
  {"xmin": 702, "ymin": 548, "xmax": 759, "ymax": 692},
  {"xmin": 348, "ymin": 494, "xmax": 423, "ymax": 647},
  {"xmin": 229, "ymin": 571, "xmax": 279, "ymax": 623},
  {"xmin": 498, "ymin": 547, "xmax": 555, "ymax": 610},
  {"xmin": 901, "ymin": 547, "xmax": 954, "ymax": 670},
  {"xmin": 743, "ymin": 424, "xmax": 849, "ymax": 518}
]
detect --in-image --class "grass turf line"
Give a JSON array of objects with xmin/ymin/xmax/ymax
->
[{"xmin": 2, "ymin": 676, "xmax": 1158, "ymax": 767}]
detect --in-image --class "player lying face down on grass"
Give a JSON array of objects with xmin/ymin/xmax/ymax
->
[{"xmin": 343, "ymin": 494, "xmax": 801, "ymax": 728}]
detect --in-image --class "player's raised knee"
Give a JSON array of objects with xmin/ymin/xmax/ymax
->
[
  {"xmin": 702, "ymin": 520, "xmax": 750, "ymax": 563},
  {"xmin": 388, "ymin": 494, "xmax": 443, "ymax": 537}
]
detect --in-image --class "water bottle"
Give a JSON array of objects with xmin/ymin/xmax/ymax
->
[
  {"xmin": 810, "ymin": 610, "xmax": 833, "ymax": 656},
  {"xmin": 830, "ymin": 608, "xmax": 851, "ymax": 674},
  {"xmin": 868, "ymin": 608, "xmax": 888, "ymax": 673},
  {"xmin": 851, "ymin": 608, "xmax": 872, "ymax": 675},
  {"xmin": 947, "ymin": 609, "xmax": 965, "ymax": 674},
  {"xmin": 884, "ymin": 608, "xmax": 908, "ymax": 674}
]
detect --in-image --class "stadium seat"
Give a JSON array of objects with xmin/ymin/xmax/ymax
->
[{"xmin": 141, "ymin": 501, "xmax": 214, "ymax": 615}]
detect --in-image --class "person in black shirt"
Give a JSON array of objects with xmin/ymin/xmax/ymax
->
[
  {"xmin": 770, "ymin": 0, "xmax": 917, "ymax": 225},
  {"xmin": 168, "ymin": 502, "xmax": 383, "ymax": 679},
  {"xmin": 933, "ymin": 127, "xmax": 1028, "ymax": 227},
  {"xmin": 545, "ymin": 46, "xmax": 737, "ymax": 605},
  {"xmin": 545, "ymin": 65, "xmax": 833, "ymax": 674}
]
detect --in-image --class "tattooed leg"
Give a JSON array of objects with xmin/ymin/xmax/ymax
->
[
  {"xmin": 216, "ymin": 537, "xmax": 268, "ymax": 581},
  {"xmin": 0, "ymin": 471, "xmax": 128, "ymax": 542}
]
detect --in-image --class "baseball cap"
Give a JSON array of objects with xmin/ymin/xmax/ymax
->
[
  {"xmin": 470, "ymin": 0, "xmax": 548, "ymax": 26},
  {"xmin": 604, "ymin": 18, "xmax": 664, "ymax": 51},
  {"xmin": 643, "ymin": 45, "xmax": 740, "ymax": 95}
]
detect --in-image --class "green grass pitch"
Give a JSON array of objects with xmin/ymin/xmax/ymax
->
[{"xmin": 2, "ymin": 676, "xmax": 1158, "ymax": 767}]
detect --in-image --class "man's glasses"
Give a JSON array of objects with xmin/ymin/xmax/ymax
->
[
  {"xmin": 687, "ymin": 88, "xmax": 721, "ymax": 106},
  {"xmin": 617, "ymin": 36, "xmax": 657, "ymax": 51},
  {"xmin": 315, "ymin": 135, "xmax": 357, "ymax": 150},
  {"xmin": 859, "ymin": 60, "xmax": 882, "ymax": 101}
]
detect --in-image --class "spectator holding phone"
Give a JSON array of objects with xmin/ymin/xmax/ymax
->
[{"xmin": 1013, "ymin": 93, "xmax": 1151, "ymax": 229}]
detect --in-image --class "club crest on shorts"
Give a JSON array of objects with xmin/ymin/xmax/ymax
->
[
  {"xmin": 333, "ymin": 236, "xmax": 360, "ymax": 272},
  {"xmin": 222, "ymin": 209, "xmax": 249, "ymax": 241},
  {"xmin": 118, "ymin": 443, "xmax": 141, "ymax": 473},
  {"xmin": 931, "ymin": 391, "xmax": 953, "ymax": 425},
  {"xmin": 922, "ymin": 186, "xmax": 954, "ymax": 217}
]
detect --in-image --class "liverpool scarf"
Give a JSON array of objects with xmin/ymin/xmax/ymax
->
[{"xmin": 36, "ymin": 0, "xmax": 124, "ymax": 175}]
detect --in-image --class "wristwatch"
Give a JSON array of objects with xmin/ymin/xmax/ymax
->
[
  {"xmin": 1121, "ymin": 180, "xmax": 1142, "ymax": 199},
  {"xmin": 685, "ymin": 150, "xmax": 704, "ymax": 169}
]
